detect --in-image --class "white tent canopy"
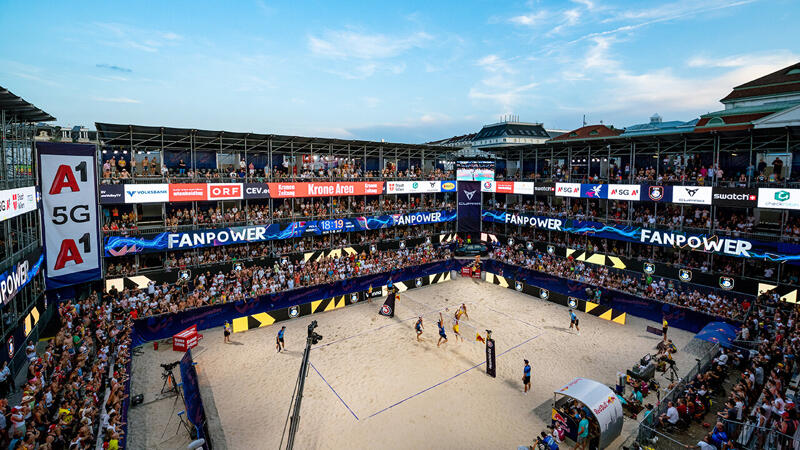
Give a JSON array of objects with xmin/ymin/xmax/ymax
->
[{"xmin": 553, "ymin": 377, "xmax": 624, "ymax": 448}]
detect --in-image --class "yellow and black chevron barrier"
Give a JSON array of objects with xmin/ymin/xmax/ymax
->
[
  {"xmin": 232, "ymin": 271, "xmax": 452, "ymax": 333},
  {"xmin": 484, "ymin": 270, "xmax": 626, "ymax": 325}
]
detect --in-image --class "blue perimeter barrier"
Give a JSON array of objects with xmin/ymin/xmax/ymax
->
[
  {"xmin": 482, "ymin": 260, "xmax": 740, "ymax": 333},
  {"xmin": 180, "ymin": 349, "xmax": 210, "ymax": 449},
  {"xmin": 132, "ymin": 259, "xmax": 467, "ymax": 346}
]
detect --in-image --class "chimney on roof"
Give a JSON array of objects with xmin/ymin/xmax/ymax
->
[{"xmin": 650, "ymin": 113, "xmax": 662, "ymax": 124}]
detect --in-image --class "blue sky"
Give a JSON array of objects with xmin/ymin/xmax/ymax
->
[{"xmin": 1, "ymin": 0, "xmax": 798, "ymax": 143}]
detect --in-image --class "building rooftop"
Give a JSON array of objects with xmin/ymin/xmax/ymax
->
[
  {"xmin": 473, "ymin": 121, "xmax": 551, "ymax": 141},
  {"xmin": 549, "ymin": 124, "xmax": 623, "ymax": 142},
  {"xmin": 720, "ymin": 61, "xmax": 800, "ymax": 103},
  {"xmin": 619, "ymin": 114, "xmax": 698, "ymax": 137}
]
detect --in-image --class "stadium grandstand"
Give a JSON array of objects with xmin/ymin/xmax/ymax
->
[{"xmin": 1, "ymin": 60, "xmax": 800, "ymax": 450}]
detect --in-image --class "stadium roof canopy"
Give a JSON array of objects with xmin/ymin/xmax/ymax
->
[
  {"xmin": 95, "ymin": 123, "xmax": 448, "ymax": 158},
  {"xmin": 0, "ymin": 86, "xmax": 55, "ymax": 122}
]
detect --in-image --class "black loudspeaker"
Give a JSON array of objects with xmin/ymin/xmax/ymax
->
[{"xmin": 131, "ymin": 393, "xmax": 144, "ymax": 406}]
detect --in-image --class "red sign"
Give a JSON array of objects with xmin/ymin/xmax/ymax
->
[
  {"xmin": 208, "ymin": 183, "xmax": 243, "ymax": 200},
  {"xmin": 495, "ymin": 182, "xmax": 514, "ymax": 193},
  {"xmin": 267, "ymin": 182, "xmax": 384, "ymax": 198},
  {"xmin": 169, "ymin": 184, "xmax": 207, "ymax": 202}
]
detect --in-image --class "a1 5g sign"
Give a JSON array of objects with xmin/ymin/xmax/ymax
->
[{"xmin": 38, "ymin": 144, "xmax": 100, "ymax": 285}]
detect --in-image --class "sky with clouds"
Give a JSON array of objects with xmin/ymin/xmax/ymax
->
[{"xmin": 1, "ymin": 0, "xmax": 797, "ymax": 143}]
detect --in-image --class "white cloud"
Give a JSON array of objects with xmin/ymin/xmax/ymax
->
[
  {"xmin": 308, "ymin": 30, "xmax": 432, "ymax": 60},
  {"xmin": 477, "ymin": 54, "xmax": 516, "ymax": 74},
  {"xmin": 470, "ymin": 54, "xmax": 538, "ymax": 110},
  {"xmin": 687, "ymin": 51, "xmax": 798, "ymax": 69},
  {"xmin": 92, "ymin": 97, "xmax": 141, "ymax": 104},
  {"xmin": 508, "ymin": 11, "xmax": 548, "ymax": 26},
  {"xmin": 363, "ymin": 97, "xmax": 381, "ymax": 108},
  {"xmin": 94, "ymin": 22, "xmax": 182, "ymax": 53}
]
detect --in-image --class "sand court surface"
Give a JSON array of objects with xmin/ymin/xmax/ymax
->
[{"xmin": 129, "ymin": 277, "xmax": 702, "ymax": 449}]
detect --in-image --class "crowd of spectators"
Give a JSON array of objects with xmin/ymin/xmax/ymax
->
[
  {"xmin": 100, "ymin": 154, "xmax": 455, "ymax": 183},
  {"xmin": 0, "ymin": 294, "xmax": 131, "ymax": 450},
  {"xmin": 498, "ymin": 154, "xmax": 794, "ymax": 186},
  {"xmin": 491, "ymin": 245, "xmax": 747, "ymax": 320},
  {"xmin": 647, "ymin": 288, "xmax": 800, "ymax": 449},
  {"xmin": 104, "ymin": 245, "xmax": 451, "ymax": 318}
]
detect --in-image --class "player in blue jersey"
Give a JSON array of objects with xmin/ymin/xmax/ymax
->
[
  {"xmin": 276, "ymin": 326, "xmax": 286, "ymax": 352},
  {"xmin": 437, "ymin": 312, "xmax": 448, "ymax": 347},
  {"xmin": 569, "ymin": 309, "xmax": 580, "ymax": 335}
]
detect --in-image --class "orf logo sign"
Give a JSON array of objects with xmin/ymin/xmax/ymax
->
[{"xmin": 208, "ymin": 184, "xmax": 243, "ymax": 199}]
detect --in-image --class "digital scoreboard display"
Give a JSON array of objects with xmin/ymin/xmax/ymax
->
[{"xmin": 456, "ymin": 160, "xmax": 495, "ymax": 181}]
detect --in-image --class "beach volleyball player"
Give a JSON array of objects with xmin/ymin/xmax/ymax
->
[
  {"xmin": 415, "ymin": 317, "xmax": 424, "ymax": 341},
  {"xmin": 437, "ymin": 313, "xmax": 448, "ymax": 347},
  {"xmin": 569, "ymin": 309, "xmax": 580, "ymax": 335}
]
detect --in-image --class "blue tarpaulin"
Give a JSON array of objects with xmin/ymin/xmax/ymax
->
[{"xmin": 694, "ymin": 321, "xmax": 740, "ymax": 348}]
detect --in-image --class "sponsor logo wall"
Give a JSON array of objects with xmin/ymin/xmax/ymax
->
[
  {"xmin": 99, "ymin": 181, "xmax": 458, "ymax": 204},
  {"xmin": 0, "ymin": 186, "xmax": 37, "ymax": 223},
  {"xmin": 104, "ymin": 209, "xmax": 457, "ymax": 255},
  {"xmin": 386, "ymin": 181, "xmax": 443, "ymax": 194}
]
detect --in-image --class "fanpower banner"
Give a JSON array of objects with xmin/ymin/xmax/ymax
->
[
  {"xmin": 37, "ymin": 143, "xmax": 102, "ymax": 288},
  {"xmin": 104, "ymin": 209, "xmax": 457, "ymax": 256},
  {"xmin": 0, "ymin": 249, "xmax": 44, "ymax": 306},
  {"xmin": 482, "ymin": 210, "xmax": 800, "ymax": 263},
  {"xmin": 99, "ymin": 181, "xmax": 458, "ymax": 204}
]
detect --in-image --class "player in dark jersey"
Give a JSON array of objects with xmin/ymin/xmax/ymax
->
[{"xmin": 437, "ymin": 313, "xmax": 448, "ymax": 347}]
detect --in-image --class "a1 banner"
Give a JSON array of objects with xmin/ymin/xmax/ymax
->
[
  {"xmin": 379, "ymin": 292, "xmax": 396, "ymax": 317},
  {"xmin": 37, "ymin": 143, "xmax": 102, "ymax": 288}
]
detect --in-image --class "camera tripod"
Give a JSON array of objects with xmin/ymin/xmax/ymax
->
[
  {"xmin": 664, "ymin": 362, "xmax": 680, "ymax": 383},
  {"xmin": 161, "ymin": 362, "xmax": 180, "ymax": 396}
]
